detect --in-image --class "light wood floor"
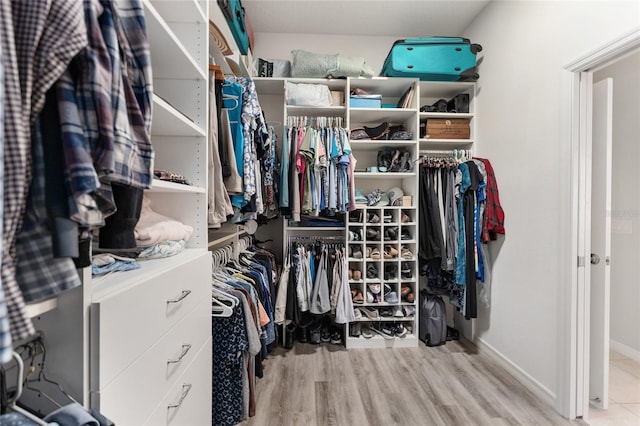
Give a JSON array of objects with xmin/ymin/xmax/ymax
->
[
  {"xmin": 588, "ymin": 350, "xmax": 640, "ymax": 425},
  {"xmin": 241, "ymin": 339, "xmax": 588, "ymax": 426}
]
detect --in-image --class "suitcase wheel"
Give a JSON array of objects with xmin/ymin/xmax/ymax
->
[{"xmin": 471, "ymin": 44, "xmax": 483, "ymax": 54}]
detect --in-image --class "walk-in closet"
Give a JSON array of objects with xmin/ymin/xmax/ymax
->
[{"xmin": 2, "ymin": 1, "xmax": 639, "ymax": 425}]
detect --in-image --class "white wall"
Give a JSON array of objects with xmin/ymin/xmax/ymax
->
[
  {"xmin": 462, "ymin": 0, "xmax": 639, "ymax": 405},
  {"xmin": 250, "ymin": 0, "xmax": 640, "ymax": 413},
  {"xmin": 594, "ymin": 51, "xmax": 640, "ymax": 359}
]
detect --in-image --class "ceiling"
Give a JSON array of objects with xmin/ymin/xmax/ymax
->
[{"xmin": 241, "ymin": 0, "xmax": 491, "ymax": 38}]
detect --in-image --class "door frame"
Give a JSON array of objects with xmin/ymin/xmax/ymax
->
[{"xmin": 559, "ymin": 27, "xmax": 640, "ymax": 419}]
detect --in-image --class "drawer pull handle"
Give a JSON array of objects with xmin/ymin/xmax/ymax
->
[
  {"xmin": 167, "ymin": 344, "xmax": 192, "ymax": 364},
  {"xmin": 167, "ymin": 383, "xmax": 192, "ymax": 409},
  {"xmin": 167, "ymin": 290, "xmax": 191, "ymax": 304}
]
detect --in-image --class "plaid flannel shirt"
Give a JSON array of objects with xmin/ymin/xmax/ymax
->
[{"xmin": 476, "ymin": 158, "xmax": 506, "ymax": 242}]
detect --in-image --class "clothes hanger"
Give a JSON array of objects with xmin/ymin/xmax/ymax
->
[
  {"xmin": 22, "ymin": 338, "xmax": 77, "ymax": 409},
  {"xmin": 211, "ymin": 291, "xmax": 233, "ymax": 317},
  {"xmin": 7, "ymin": 352, "xmax": 48, "ymax": 425}
]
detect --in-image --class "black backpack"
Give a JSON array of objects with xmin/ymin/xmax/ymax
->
[{"xmin": 418, "ymin": 290, "xmax": 447, "ymax": 346}]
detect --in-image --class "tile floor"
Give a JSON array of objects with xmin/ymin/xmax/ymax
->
[{"xmin": 588, "ymin": 350, "xmax": 640, "ymax": 425}]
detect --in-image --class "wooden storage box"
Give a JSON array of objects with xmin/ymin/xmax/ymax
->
[{"xmin": 426, "ymin": 118, "xmax": 470, "ymax": 139}]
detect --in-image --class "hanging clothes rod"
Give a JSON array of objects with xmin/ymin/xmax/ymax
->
[
  {"xmin": 288, "ymin": 235, "xmax": 345, "ymax": 241},
  {"xmin": 419, "ymin": 149, "xmax": 473, "ymax": 156}
]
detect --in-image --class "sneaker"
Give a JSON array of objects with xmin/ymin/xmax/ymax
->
[
  {"xmin": 401, "ymin": 229, "xmax": 411, "ymax": 240},
  {"xmin": 367, "ymin": 212, "xmax": 380, "ymax": 223},
  {"xmin": 360, "ymin": 306, "xmax": 379, "ymax": 320},
  {"xmin": 368, "ymin": 283, "xmax": 381, "ymax": 294},
  {"xmin": 383, "ymin": 212, "xmax": 393, "ymax": 223},
  {"xmin": 403, "ymin": 306, "xmax": 416, "ymax": 317},
  {"xmin": 349, "ymin": 322, "xmax": 362, "ymax": 337},
  {"xmin": 400, "ymin": 246, "xmax": 413, "ymax": 259},
  {"xmin": 372, "ymin": 323, "xmax": 394, "ymax": 340},
  {"xmin": 321, "ymin": 324, "xmax": 331, "ymax": 342},
  {"xmin": 366, "ymin": 291, "xmax": 374, "ymax": 303},
  {"xmin": 309, "ymin": 325, "xmax": 322, "ymax": 345},
  {"xmin": 354, "ymin": 308, "xmax": 363, "ymax": 320},
  {"xmin": 330, "ymin": 328, "xmax": 342, "ymax": 344},
  {"xmin": 361, "ymin": 324, "xmax": 373, "ymax": 338},
  {"xmin": 392, "ymin": 306, "xmax": 404, "ymax": 318},
  {"xmin": 380, "ymin": 307, "xmax": 393, "ymax": 317},
  {"xmin": 394, "ymin": 323, "xmax": 407, "ymax": 338}
]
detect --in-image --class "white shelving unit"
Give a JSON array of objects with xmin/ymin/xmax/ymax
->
[
  {"xmin": 253, "ymin": 77, "xmax": 476, "ymax": 349},
  {"xmin": 27, "ymin": 2, "xmax": 212, "ymax": 424}
]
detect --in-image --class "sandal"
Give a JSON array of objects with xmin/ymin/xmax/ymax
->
[
  {"xmin": 370, "ymin": 247, "xmax": 381, "ymax": 260},
  {"xmin": 384, "ymin": 245, "xmax": 398, "ymax": 259},
  {"xmin": 401, "ymin": 246, "xmax": 413, "ymax": 259}
]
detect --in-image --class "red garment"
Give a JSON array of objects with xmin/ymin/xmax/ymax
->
[{"xmin": 476, "ymin": 158, "xmax": 505, "ymax": 243}]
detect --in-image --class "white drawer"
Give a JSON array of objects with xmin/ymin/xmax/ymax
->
[
  {"xmin": 93, "ymin": 300, "xmax": 211, "ymax": 425},
  {"xmin": 144, "ymin": 338, "xmax": 212, "ymax": 426},
  {"xmin": 90, "ymin": 250, "xmax": 211, "ymax": 389}
]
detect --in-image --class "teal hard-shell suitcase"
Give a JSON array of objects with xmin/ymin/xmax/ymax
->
[{"xmin": 380, "ymin": 37, "xmax": 482, "ymax": 82}]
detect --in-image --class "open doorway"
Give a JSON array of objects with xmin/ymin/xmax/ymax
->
[
  {"xmin": 587, "ymin": 48, "xmax": 640, "ymax": 424},
  {"xmin": 564, "ymin": 28, "xmax": 640, "ymax": 421}
]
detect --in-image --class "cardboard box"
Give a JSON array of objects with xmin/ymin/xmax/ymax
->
[
  {"xmin": 330, "ymin": 91, "xmax": 344, "ymax": 106},
  {"xmin": 400, "ymin": 195, "xmax": 413, "ymax": 206},
  {"xmin": 426, "ymin": 118, "xmax": 470, "ymax": 139}
]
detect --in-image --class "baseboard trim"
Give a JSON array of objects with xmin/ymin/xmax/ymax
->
[
  {"xmin": 610, "ymin": 339, "xmax": 640, "ymax": 363},
  {"xmin": 474, "ymin": 338, "xmax": 557, "ymax": 409}
]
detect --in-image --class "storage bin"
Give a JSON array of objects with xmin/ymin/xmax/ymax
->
[
  {"xmin": 425, "ymin": 118, "xmax": 470, "ymax": 139},
  {"xmin": 349, "ymin": 95, "xmax": 382, "ymax": 108}
]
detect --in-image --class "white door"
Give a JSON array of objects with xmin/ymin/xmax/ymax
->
[{"xmin": 589, "ymin": 77, "xmax": 613, "ymax": 409}]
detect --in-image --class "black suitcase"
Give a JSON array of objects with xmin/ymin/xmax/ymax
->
[{"xmin": 380, "ymin": 37, "xmax": 482, "ymax": 82}]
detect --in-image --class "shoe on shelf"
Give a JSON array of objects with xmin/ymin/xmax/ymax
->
[
  {"xmin": 360, "ymin": 306, "xmax": 379, "ymax": 320},
  {"xmin": 401, "ymin": 210, "xmax": 411, "ymax": 223},
  {"xmin": 348, "ymin": 269, "xmax": 353, "ymax": 280},
  {"xmin": 361, "ymin": 324, "xmax": 373, "ymax": 339},
  {"xmin": 400, "ymin": 263, "xmax": 412, "ymax": 279},
  {"xmin": 394, "ymin": 323, "xmax": 408, "ymax": 338},
  {"xmin": 368, "ymin": 283, "xmax": 381, "ymax": 294},
  {"xmin": 354, "ymin": 308, "xmax": 363, "ymax": 320},
  {"xmin": 401, "ymin": 284, "xmax": 412, "ymax": 298},
  {"xmin": 366, "ymin": 228, "xmax": 381, "ymax": 240},
  {"xmin": 353, "ymin": 269, "xmax": 362, "ymax": 281},
  {"xmin": 384, "ymin": 245, "xmax": 398, "ymax": 259},
  {"xmin": 393, "ymin": 306, "xmax": 404, "ymax": 318},
  {"xmin": 380, "ymin": 307, "xmax": 393, "ymax": 317},
  {"xmin": 367, "ymin": 212, "xmax": 380, "ymax": 224},
  {"xmin": 400, "ymin": 246, "xmax": 413, "ymax": 259},
  {"xmin": 351, "ymin": 289, "xmax": 364, "ymax": 304},
  {"xmin": 351, "ymin": 246, "xmax": 363, "ymax": 259},
  {"xmin": 350, "ymin": 322, "xmax": 362, "ymax": 337},
  {"xmin": 366, "ymin": 263, "xmax": 378, "ymax": 279},
  {"xmin": 383, "ymin": 212, "xmax": 393, "ymax": 223},
  {"xmin": 372, "ymin": 323, "xmax": 394, "ymax": 340},
  {"xmin": 384, "ymin": 264, "xmax": 397, "ymax": 280},
  {"xmin": 350, "ymin": 210, "xmax": 363, "ymax": 222},
  {"xmin": 369, "ymin": 247, "xmax": 381, "ymax": 260},
  {"xmin": 403, "ymin": 306, "xmax": 416, "ymax": 317},
  {"xmin": 384, "ymin": 227, "xmax": 398, "ymax": 241},
  {"xmin": 385, "ymin": 291, "xmax": 399, "ymax": 304},
  {"xmin": 366, "ymin": 291, "xmax": 374, "ymax": 303},
  {"xmin": 401, "ymin": 229, "xmax": 411, "ymax": 240}
]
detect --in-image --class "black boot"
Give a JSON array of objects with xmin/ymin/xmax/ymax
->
[{"xmin": 284, "ymin": 323, "xmax": 296, "ymax": 349}]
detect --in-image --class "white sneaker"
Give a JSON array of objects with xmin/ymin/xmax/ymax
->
[
  {"xmin": 392, "ymin": 306, "xmax": 404, "ymax": 318},
  {"xmin": 354, "ymin": 308, "xmax": 362, "ymax": 320}
]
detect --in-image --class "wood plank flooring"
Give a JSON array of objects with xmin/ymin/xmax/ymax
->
[{"xmin": 241, "ymin": 339, "xmax": 588, "ymax": 426}]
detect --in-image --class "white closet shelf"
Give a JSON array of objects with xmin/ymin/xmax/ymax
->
[
  {"xmin": 349, "ymin": 108, "xmax": 416, "ymax": 123},
  {"xmin": 143, "ymin": 0, "xmax": 205, "ymax": 80},
  {"xmin": 420, "ymin": 138, "xmax": 474, "ymax": 146},
  {"xmin": 286, "ymin": 226, "xmax": 345, "ymax": 231},
  {"xmin": 149, "ymin": 179, "xmax": 205, "ymax": 194},
  {"xmin": 286, "ymin": 105, "xmax": 345, "ymax": 116},
  {"xmin": 148, "ymin": 0, "xmax": 206, "ymax": 23},
  {"xmin": 91, "ymin": 249, "xmax": 208, "ymax": 302},
  {"xmin": 349, "ymin": 140, "xmax": 417, "ymax": 150},
  {"xmin": 152, "ymin": 95, "xmax": 205, "ymax": 137},
  {"xmin": 419, "ymin": 81, "xmax": 476, "ymax": 99},
  {"xmin": 25, "ymin": 298, "xmax": 58, "ymax": 318},
  {"xmin": 419, "ymin": 112, "xmax": 473, "ymax": 119}
]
